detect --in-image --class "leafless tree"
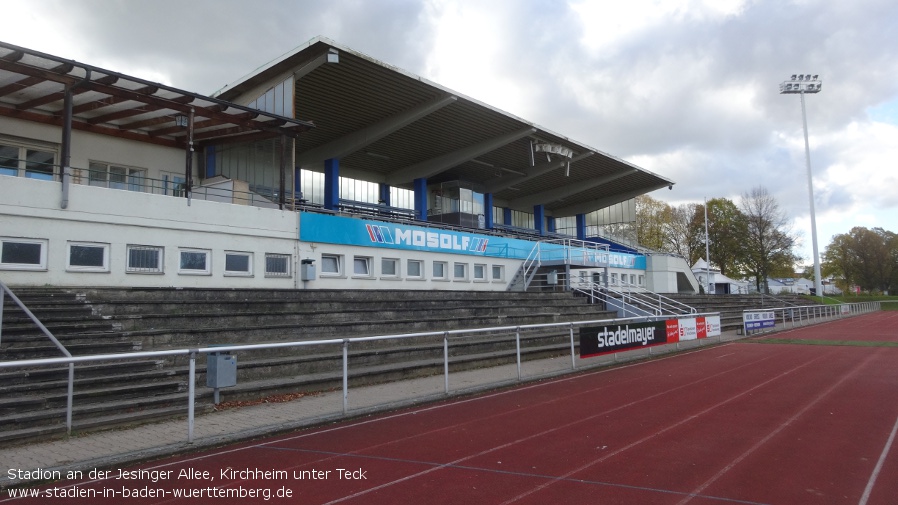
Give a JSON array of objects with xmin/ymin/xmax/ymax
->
[{"xmin": 740, "ymin": 186, "xmax": 799, "ymax": 293}]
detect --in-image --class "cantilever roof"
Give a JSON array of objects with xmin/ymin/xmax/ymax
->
[
  {"xmin": 0, "ymin": 41, "xmax": 314, "ymax": 150},
  {"xmin": 216, "ymin": 36, "xmax": 674, "ymax": 216}
]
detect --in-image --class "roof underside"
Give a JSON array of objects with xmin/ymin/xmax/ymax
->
[
  {"xmin": 217, "ymin": 38, "xmax": 674, "ymax": 216},
  {"xmin": 0, "ymin": 42, "xmax": 314, "ymax": 150}
]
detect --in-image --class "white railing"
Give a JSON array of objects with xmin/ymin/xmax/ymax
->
[
  {"xmin": 742, "ymin": 301, "xmax": 880, "ymax": 335},
  {"xmin": 574, "ymin": 280, "xmax": 697, "ymax": 317},
  {"xmin": 1, "ymin": 313, "xmax": 724, "ymax": 445}
]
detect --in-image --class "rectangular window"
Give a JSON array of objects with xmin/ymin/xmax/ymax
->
[
  {"xmin": 179, "ymin": 248, "xmax": 211, "ymax": 275},
  {"xmin": 611, "ymin": 273, "xmax": 618, "ymax": 285},
  {"xmin": 0, "ymin": 238, "xmax": 48, "ymax": 270},
  {"xmin": 0, "ymin": 140, "xmax": 56, "ymax": 180},
  {"xmin": 433, "ymin": 261, "xmax": 447, "ymax": 279},
  {"xmin": 407, "ymin": 259, "xmax": 422, "ymax": 278},
  {"xmin": 492, "ymin": 265, "xmax": 504, "ymax": 281},
  {"xmin": 474, "ymin": 264, "xmax": 486, "ymax": 281},
  {"xmin": 353, "ymin": 256, "xmax": 371, "ymax": 277},
  {"xmin": 639, "ymin": 275, "xmax": 645, "ymax": 286},
  {"xmin": 453, "ymin": 262, "xmax": 467, "ymax": 280},
  {"xmin": 321, "ymin": 254, "xmax": 341, "ymax": 275},
  {"xmin": 381, "ymin": 258, "xmax": 399, "ymax": 277},
  {"xmin": 67, "ymin": 242, "xmax": 109, "ymax": 272},
  {"xmin": 126, "ymin": 245, "xmax": 163, "ymax": 273},
  {"xmin": 224, "ymin": 251, "xmax": 253, "ymax": 276},
  {"xmin": 89, "ymin": 162, "xmax": 147, "ymax": 192},
  {"xmin": 265, "ymin": 253, "xmax": 291, "ymax": 277}
]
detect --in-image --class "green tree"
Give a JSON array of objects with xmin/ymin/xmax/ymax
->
[
  {"xmin": 823, "ymin": 227, "xmax": 896, "ymax": 294},
  {"xmin": 634, "ymin": 195, "xmax": 669, "ymax": 251}
]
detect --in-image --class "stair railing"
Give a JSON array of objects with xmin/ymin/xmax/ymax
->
[{"xmin": 0, "ymin": 281, "xmax": 75, "ymax": 434}]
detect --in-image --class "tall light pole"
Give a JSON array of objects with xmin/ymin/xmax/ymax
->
[{"xmin": 780, "ymin": 74, "xmax": 823, "ymax": 297}]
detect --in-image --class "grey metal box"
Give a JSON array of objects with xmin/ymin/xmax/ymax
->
[
  {"xmin": 301, "ymin": 263, "xmax": 316, "ymax": 281},
  {"xmin": 206, "ymin": 353, "xmax": 237, "ymax": 388}
]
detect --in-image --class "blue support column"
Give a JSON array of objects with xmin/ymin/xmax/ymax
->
[
  {"xmin": 379, "ymin": 183, "xmax": 391, "ymax": 206},
  {"xmin": 547, "ymin": 216, "xmax": 556, "ymax": 234},
  {"xmin": 324, "ymin": 158, "xmax": 339, "ymax": 210},
  {"xmin": 576, "ymin": 213, "xmax": 587, "ymax": 240},
  {"xmin": 413, "ymin": 177, "xmax": 428, "ymax": 221},
  {"xmin": 503, "ymin": 207, "xmax": 512, "ymax": 226},
  {"xmin": 294, "ymin": 167, "xmax": 302, "ymax": 197},
  {"xmin": 205, "ymin": 146, "xmax": 216, "ymax": 178},
  {"xmin": 534, "ymin": 204, "xmax": 545, "ymax": 236},
  {"xmin": 484, "ymin": 193, "xmax": 494, "ymax": 229}
]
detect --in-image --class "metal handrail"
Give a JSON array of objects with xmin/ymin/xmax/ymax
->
[
  {"xmin": 573, "ymin": 280, "xmax": 696, "ymax": 317},
  {"xmin": 0, "ymin": 312, "xmax": 728, "ymax": 444},
  {"xmin": 0, "ymin": 281, "xmax": 75, "ymax": 434},
  {"xmin": 742, "ymin": 301, "xmax": 880, "ymax": 335}
]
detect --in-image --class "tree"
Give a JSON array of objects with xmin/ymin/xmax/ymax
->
[
  {"xmin": 665, "ymin": 203, "xmax": 700, "ymax": 263},
  {"xmin": 739, "ymin": 186, "xmax": 800, "ymax": 293},
  {"xmin": 823, "ymin": 226, "xmax": 896, "ymax": 294},
  {"xmin": 706, "ymin": 198, "xmax": 748, "ymax": 278},
  {"xmin": 634, "ymin": 195, "xmax": 669, "ymax": 251}
]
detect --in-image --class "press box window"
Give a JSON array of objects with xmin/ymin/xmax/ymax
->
[
  {"xmin": 179, "ymin": 248, "xmax": 211, "ymax": 275},
  {"xmin": 381, "ymin": 258, "xmax": 399, "ymax": 277},
  {"xmin": 321, "ymin": 254, "xmax": 342, "ymax": 275},
  {"xmin": 433, "ymin": 261, "xmax": 447, "ymax": 279},
  {"xmin": 224, "ymin": 251, "xmax": 253, "ymax": 276},
  {"xmin": 67, "ymin": 242, "xmax": 109, "ymax": 272},
  {"xmin": 265, "ymin": 254, "xmax": 292, "ymax": 277},
  {"xmin": 0, "ymin": 238, "xmax": 48, "ymax": 270},
  {"xmin": 353, "ymin": 256, "xmax": 372, "ymax": 277},
  {"xmin": 126, "ymin": 245, "xmax": 163, "ymax": 273},
  {"xmin": 407, "ymin": 259, "xmax": 423, "ymax": 278}
]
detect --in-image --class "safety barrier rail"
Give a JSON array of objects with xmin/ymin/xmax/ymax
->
[
  {"xmin": 742, "ymin": 301, "xmax": 880, "ymax": 335},
  {"xmin": 0, "ymin": 281, "xmax": 75, "ymax": 434},
  {"xmin": 1, "ymin": 312, "xmax": 724, "ymax": 444}
]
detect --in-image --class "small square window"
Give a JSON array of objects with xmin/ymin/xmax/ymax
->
[
  {"xmin": 353, "ymin": 256, "xmax": 371, "ymax": 277},
  {"xmin": 381, "ymin": 258, "xmax": 399, "ymax": 277},
  {"xmin": 321, "ymin": 254, "xmax": 341, "ymax": 275},
  {"xmin": 67, "ymin": 242, "xmax": 109, "ymax": 272},
  {"xmin": 126, "ymin": 245, "xmax": 163, "ymax": 274},
  {"xmin": 433, "ymin": 261, "xmax": 447, "ymax": 279},
  {"xmin": 1, "ymin": 238, "xmax": 48, "ymax": 270},
  {"xmin": 265, "ymin": 253, "xmax": 291, "ymax": 277},
  {"xmin": 453, "ymin": 262, "xmax": 467, "ymax": 280},
  {"xmin": 492, "ymin": 265, "xmax": 504, "ymax": 281},
  {"xmin": 407, "ymin": 259, "xmax": 423, "ymax": 278},
  {"xmin": 225, "ymin": 251, "xmax": 253, "ymax": 276},
  {"xmin": 179, "ymin": 248, "xmax": 211, "ymax": 275},
  {"xmin": 474, "ymin": 264, "xmax": 486, "ymax": 281}
]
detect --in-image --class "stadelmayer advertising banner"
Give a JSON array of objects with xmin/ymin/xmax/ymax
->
[
  {"xmin": 299, "ymin": 212, "xmax": 645, "ymax": 268},
  {"xmin": 580, "ymin": 316, "xmax": 721, "ymax": 358}
]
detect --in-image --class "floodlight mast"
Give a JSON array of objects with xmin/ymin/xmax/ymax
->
[{"xmin": 780, "ymin": 74, "xmax": 823, "ymax": 297}]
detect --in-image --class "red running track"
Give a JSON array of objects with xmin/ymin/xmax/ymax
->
[{"xmin": 3, "ymin": 312, "xmax": 897, "ymax": 505}]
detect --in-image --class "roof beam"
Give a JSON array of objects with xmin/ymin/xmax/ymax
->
[
  {"xmin": 386, "ymin": 127, "xmax": 536, "ymax": 185},
  {"xmin": 508, "ymin": 168, "xmax": 638, "ymax": 208},
  {"xmin": 485, "ymin": 151, "xmax": 595, "ymax": 194},
  {"xmin": 0, "ymin": 62, "xmax": 73, "ymax": 97},
  {"xmin": 15, "ymin": 75, "xmax": 119, "ymax": 110},
  {"xmin": 296, "ymin": 94, "xmax": 457, "ymax": 166}
]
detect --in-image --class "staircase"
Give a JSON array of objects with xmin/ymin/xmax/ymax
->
[{"xmin": 0, "ymin": 286, "xmax": 617, "ymax": 445}]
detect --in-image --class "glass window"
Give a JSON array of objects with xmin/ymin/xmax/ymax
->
[
  {"xmin": 179, "ymin": 249, "xmax": 211, "ymax": 275},
  {"xmin": 474, "ymin": 264, "xmax": 486, "ymax": 280},
  {"xmin": 0, "ymin": 144, "xmax": 18, "ymax": 177},
  {"xmin": 89, "ymin": 161, "xmax": 146, "ymax": 192},
  {"xmin": 321, "ymin": 254, "xmax": 341, "ymax": 275},
  {"xmin": 0, "ymin": 238, "xmax": 48, "ymax": 270},
  {"xmin": 611, "ymin": 273, "xmax": 618, "ymax": 285},
  {"xmin": 67, "ymin": 242, "xmax": 109, "ymax": 272},
  {"xmin": 25, "ymin": 149, "xmax": 55, "ymax": 180},
  {"xmin": 381, "ymin": 258, "xmax": 398, "ymax": 277},
  {"xmin": 453, "ymin": 262, "xmax": 467, "ymax": 280},
  {"xmin": 433, "ymin": 261, "xmax": 447, "ymax": 279},
  {"xmin": 0, "ymin": 141, "xmax": 55, "ymax": 179},
  {"xmin": 353, "ymin": 257, "xmax": 371, "ymax": 276},
  {"xmin": 126, "ymin": 245, "xmax": 163, "ymax": 273},
  {"xmin": 225, "ymin": 252, "xmax": 253, "ymax": 276},
  {"xmin": 407, "ymin": 259, "xmax": 422, "ymax": 278},
  {"xmin": 265, "ymin": 254, "xmax": 291, "ymax": 277},
  {"xmin": 492, "ymin": 265, "xmax": 504, "ymax": 281}
]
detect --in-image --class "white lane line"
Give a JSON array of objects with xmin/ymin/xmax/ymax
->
[{"xmin": 858, "ymin": 411, "xmax": 898, "ymax": 505}]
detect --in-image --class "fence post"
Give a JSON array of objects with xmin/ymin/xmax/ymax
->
[
  {"xmin": 66, "ymin": 363, "xmax": 74, "ymax": 435},
  {"xmin": 515, "ymin": 327, "xmax": 522, "ymax": 380},
  {"xmin": 569, "ymin": 323, "xmax": 576, "ymax": 370},
  {"xmin": 342, "ymin": 340, "xmax": 349, "ymax": 414},
  {"xmin": 443, "ymin": 332, "xmax": 450, "ymax": 394},
  {"xmin": 188, "ymin": 350, "xmax": 196, "ymax": 444},
  {"xmin": 0, "ymin": 287, "xmax": 4, "ymax": 345}
]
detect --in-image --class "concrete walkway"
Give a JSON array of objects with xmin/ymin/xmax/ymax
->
[{"xmin": 0, "ymin": 333, "xmax": 743, "ymax": 491}]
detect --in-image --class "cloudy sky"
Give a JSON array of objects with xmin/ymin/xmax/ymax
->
[{"xmin": 5, "ymin": 0, "xmax": 898, "ymax": 266}]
